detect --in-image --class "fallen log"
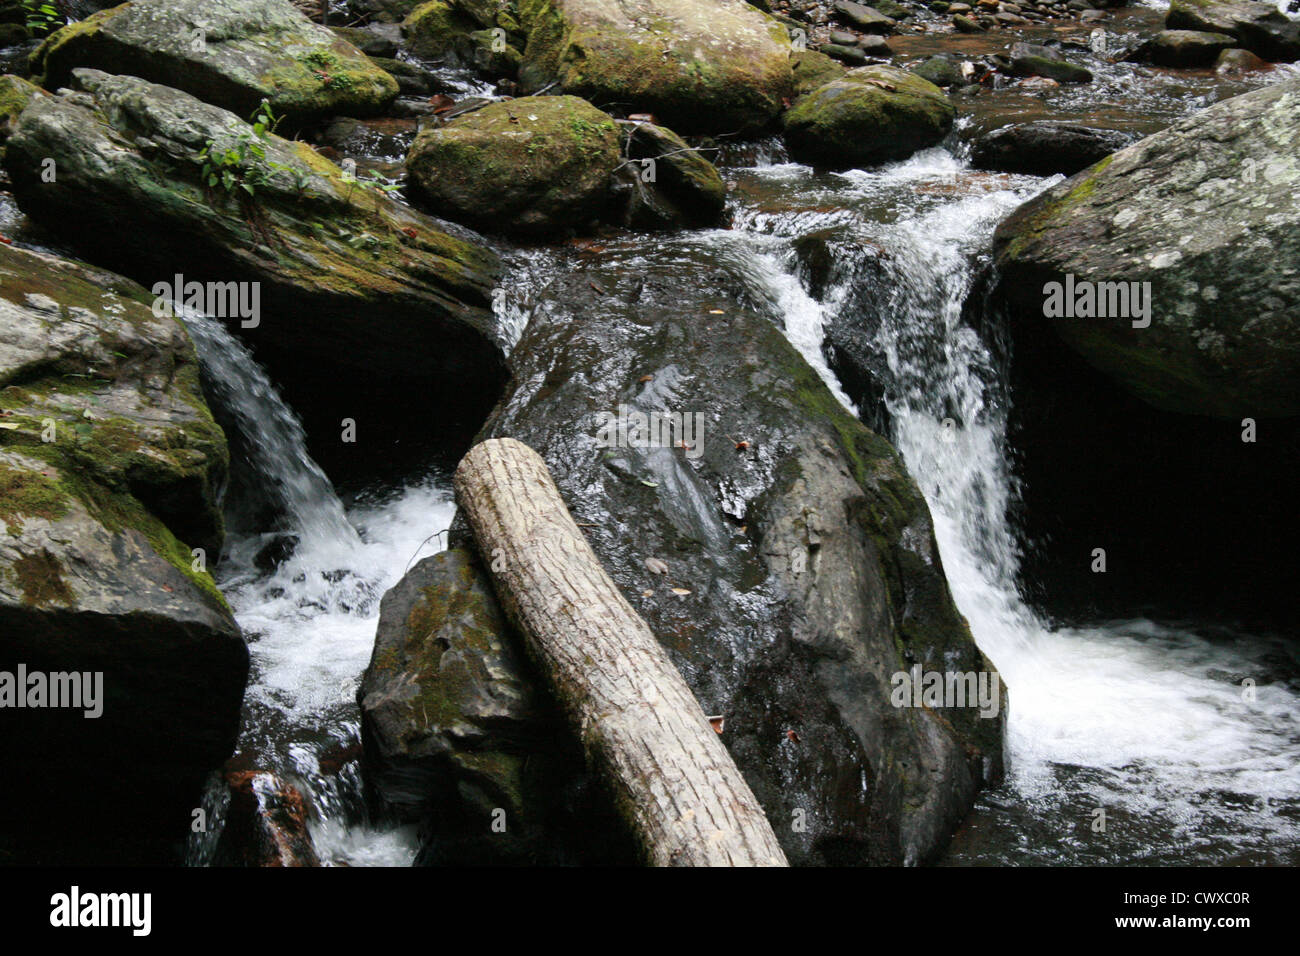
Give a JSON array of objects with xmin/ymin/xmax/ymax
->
[{"xmin": 454, "ymin": 437, "xmax": 788, "ymax": 866}]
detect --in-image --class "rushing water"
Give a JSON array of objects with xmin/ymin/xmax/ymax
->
[{"xmin": 168, "ymin": 44, "xmax": 1300, "ymax": 865}]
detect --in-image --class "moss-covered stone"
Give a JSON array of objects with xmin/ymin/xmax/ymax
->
[
  {"xmin": 29, "ymin": 0, "xmax": 399, "ymax": 123},
  {"xmin": 407, "ymin": 94, "xmax": 621, "ymax": 237},
  {"xmin": 782, "ymin": 65, "xmax": 955, "ymax": 168},
  {"xmin": 790, "ymin": 49, "xmax": 847, "ymax": 96},
  {"xmin": 517, "ymin": 0, "xmax": 795, "ymax": 134}
]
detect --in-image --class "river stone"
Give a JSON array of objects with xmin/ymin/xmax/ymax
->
[
  {"xmin": 452, "ymin": 247, "xmax": 1005, "ymax": 866},
  {"xmin": 834, "ymin": 0, "xmax": 898, "ymax": 32},
  {"xmin": 517, "ymin": 0, "xmax": 795, "ymax": 134},
  {"xmin": 28, "ymin": 0, "xmax": 399, "ymax": 123},
  {"xmin": 1167, "ymin": 0, "xmax": 1300, "ymax": 62},
  {"xmin": 611, "ymin": 119, "xmax": 727, "ymax": 230},
  {"xmin": 406, "ymin": 95, "xmax": 620, "ymax": 237},
  {"xmin": 912, "ymin": 55, "xmax": 964, "ymax": 88},
  {"xmin": 823, "ymin": 42, "xmax": 870, "ymax": 65},
  {"xmin": 782, "ymin": 65, "xmax": 956, "ymax": 169},
  {"xmin": 992, "ymin": 76, "xmax": 1300, "ymax": 417},
  {"xmin": 1133, "ymin": 29, "xmax": 1239, "ymax": 67},
  {"xmin": 3, "ymin": 70, "xmax": 507, "ymax": 442},
  {"xmin": 359, "ymin": 549, "xmax": 633, "ymax": 864},
  {"xmin": 404, "ymin": 0, "xmax": 524, "ymax": 75},
  {"xmin": 791, "ymin": 50, "xmax": 847, "ymax": 95},
  {"xmin": 214, "ymin": 771, "xmax": 320, "ymax": 866},
  {"xmin": 1009, "ymin": 42, "xmax": 1093, "ymax": 82},
  {"xmin": 0, "ymin": 241, "xmax": 247, "ymax": 864},
  {"xmin": 1215, "ymin": 46, "xmax": 1270, "ymax": 70},
  {"xmin": 970, "ymin": 121, "xmax": 1137, "ymax": 175}
]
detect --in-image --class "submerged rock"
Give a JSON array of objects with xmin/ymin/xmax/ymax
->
[
  {"xmin": 970, "ymin": 121, "xmax": 1137, "ymax": 176},
  {"xmin": 29, "ymin": 0, "xmax": 399, "ymax": 123},
  {"xmin": 992, "ymin": 76, "xmax": 1300, "ymax": 417},
  {"xmin": 406, "ymin": 95, "xmax": 620, "ymax": 237},
  {"xmin": 516, "ymin": 0, "xmax": 795, "ymax": 133},
  {"xmin": 782, "ymin": 65, "xmax": 956, "ymax": 169},
  {"xmin": 4, "ymin": 69, "xmax": 507, "ymax": 447},
  {"xmin": 359, "ymin": 549, "xmax": 634, "ymax": 864},
  {"xmin": 215, "ymin": 771, "xmax": 320, "ymax": 867},
  {"xmin": 0, "ymin": 241, "xmax": 247, "ymax": 864},
  {"xmin": 452, "ymin": 248, "xmax": 1005, "ymax": 865}
]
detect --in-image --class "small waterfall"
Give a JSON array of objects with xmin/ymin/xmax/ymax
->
[
  {"xmin": 720, "ymin": 147, "xmax": 1300, "ymax": 863},
  {"xmin": 180, "ymin": 312, "xmax": 454, "ymax": 866}
]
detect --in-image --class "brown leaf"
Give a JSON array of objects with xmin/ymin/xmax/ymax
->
[
  {"xmin": 707, "ymin": 715, "xmax": 726, "ymax": 734},
  {"xmin": 785, "ymin": 729, "xmax": 800, "ymax": 743}
]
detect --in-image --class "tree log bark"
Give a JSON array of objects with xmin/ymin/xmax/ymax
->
[{"xmin": 454, "ymin": 438, "xmax": 788, "ymax": 866}]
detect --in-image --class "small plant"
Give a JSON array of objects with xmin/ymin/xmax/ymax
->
[
  {"xmin": 22, "ymin": 0, "xmax": 64, "ymax": 35},
  {"xmin": 197, "ymin": 100, "xmax": 285, "ymax": 199}
]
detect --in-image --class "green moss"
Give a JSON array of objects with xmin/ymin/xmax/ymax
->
[
  {"xmin": 10, "ymin": 549, "xmax": 74, "ymax": 607},
  {"xmin": 0, "ymin": 461, "xmax": 69, "ymax": 534},
  {"xmin": 27, "ymin": 7, "xmax": 114, "ymax": 87}
]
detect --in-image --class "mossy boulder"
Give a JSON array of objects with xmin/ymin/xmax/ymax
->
[
  {"xmin": 782, "ymin": 65, "xmax": 955, "ymax": 169},
  {"xmin": 1133, "ymin": 30, "xmax": 1239, "ymax": 67},
  {"xmin": 403, "ymin": 0, "xmax": 524, "ymax": 73},
  {"xmin": 517, "ymin": 0, "xmax": 795, "ymax": 134},
  {"xmin": 406, "ymin": 95, "xmax": 621, "ymax": 237},
  {"xmin": 0, "ymin": 241, "xmax": 248, "ymax": 864},
  {"xmin": 4, "ymin": 69, "xmax": 507, "ymax": 431},
  {"xmin": 0, "ymin": 73, "xmax": 42, "ymax": 160},
  {"xmin": 790, "ymin": 50, "xmax": 846, "ymax": 96},
  {"xmin": 992, "ymin": 76, "xmax": 1300, "ymax": 417},
  {"xmin": 29, "ymin": 0, "xmax": 399, "ymax": 123},
  {"xmin": 610, "ymin": 119, "xmax": 727, "ymax": 229},
  {"xmin": 450, "ymin": 246, "xmax": 1005, "ymax": 865},
  {"xmin": 359, "ymin": 548, "xmax": 634, "ymax": 864}
]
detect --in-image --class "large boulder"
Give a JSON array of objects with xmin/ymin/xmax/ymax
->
[
  {"xmin": 1167, "ymin": 0, "xmax": 1300, "ymax": 62},
  {"xmin": 0, "ymin": 241, "xmax": 247, "ymax": 863},
  {"xmin": 406, "ymin": 95, "xmax": 620, "ymax": 237},
  {"xmin": 3, "ymin": 69, "xmax": 507, "ymax": 463},
  {"xmin": 450, "ymin": 247, "xmax": 1005, "ymax": 865},
  {"xmin": 402, "ymin": 0, "xmax": 524, "ymax": 77},
  {"xmin": 1130, "ymin": 29, "xmax": 1239, "ymax": 68},
  {"xmin": 358, "ymin": 549, "xmax": 633, "ymax": 864},
  {"xmin": 517, "ymin": 0, "xmax": 795, "ymax": 134},
  {"xmin": 29, "ymin": 0, "xmax": 399, "ymax": 123},
  {"xmin": 992, "ymin": 76, "xmax": 1300, "ymax": 417},
  {"xmin": 610, "ymin": 119, "xmax": 727, "ymax": 230},
  {"xmin": 782, "ymin": 65, "xmax": 956, "ymax": 169}
]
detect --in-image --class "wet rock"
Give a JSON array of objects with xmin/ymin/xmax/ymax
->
[
  {"xmin": 4, "ymin": 70, "xmax": 507, "ymax": 451},
  {"xmin": 215, "ymin": 771, "xmax": 320, "ymax": 866},
  {"xmin": 912, "ymin": 55, "xmax": 964, "ymax": 87},
  {"xmin": 359, "ymin": 549, "xmax": 634, "ymax": 864},
  {"xmin": 29, "ymin": 0, "xmax": 399, "ymax": 123},
  {"xmin": 0, "ymin": 241, "xmax": 247, "ymax": 864},
  {"xmin": 791, "ymin": 50, "xmax": 848, "ymax": 95},
  {"xmin": 1130, "ymin": 29, "xmax": 1239, "ymax": 67},
  {"xmin": 992, "ymin": 76, "xmax": 1300, "ymax": 417},
  {"xmin": 404, "ymin": 0, "xmax": 524, "ymax": 78},
  {"xmin": 1009, "ymin": 42, "xmax": 1093, "ymax": 82},
  {"xmin": 823, "ymin": 42, "xmax": 871, "ymax": 64},
  {"xmin": 1166, "ymin": 0, "xmax": 1300, "ymax": 62},
  {"xmin": 455, "ymin": 248, "xmax": 1005, "ymax": 865},
  {"xmin": 406, "ymin": 95, "xmax": 620, "ymax": 237},
  {"xmin": 970, "ymin": 121, "xmax": 1137, "ymax": 175},
  {"xmin": 953, "ymin": 14, "xmax": 985, "ymax": 31},
  {"xmin": 1215, "ymin": 46, "xmax": 1270, "ymax": 70},
  {"xmin": 834, "ymin": 1, "xmax": 898, "ymax": 33},
  {"xmin": 330, "ymin": 24, "xmax": 403, "ymax": 58},
  {"xmin": 517, "ymin": 0, "xmax": 795, "ymax": 133},
  {"xmin": 611, "ymin": 119, "xmax": 727, "ymax": 230},
  {"xmin": 782, "ymin": 65, "xmax": 956, "ymax": 169}
]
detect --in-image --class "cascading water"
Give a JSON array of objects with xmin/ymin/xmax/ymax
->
[
  {"xmin": 716, "ymin": 145, "xmax": 1300, "ymax": 864},
  {"xmin": 181, "ymin": 313, "xmax": 455, "ymax": 866}
]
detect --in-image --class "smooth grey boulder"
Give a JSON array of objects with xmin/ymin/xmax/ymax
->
[{"xmin": 993, "ymin": 77, "xmax": 1300, "ymax": 417}]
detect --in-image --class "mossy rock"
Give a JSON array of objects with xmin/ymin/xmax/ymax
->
[
  {"xmin": 29, "ymin": 0, "xmax": 399, "ymax": 123},
  {"xmin": 517, "ymin": 0, "xmax": 795, "ymax": 134},
  {"xmin": 611, "ymin": 118, "xmax": 727, "ymax": 229},
  {"xmin": 790, "ymin": 50, "xmax": 847, "ymax": 96},
  {"xmin": 782, "ymin": 65, "xmax": 955, "ymax": 168},
  {"xmin": 406, "ymin": 94, "xmax": 621, "ymax": 237}
]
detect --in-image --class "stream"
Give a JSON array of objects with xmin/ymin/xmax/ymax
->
[{"xmin": 164, "ymin": 10, "xmax": 1300, "ymax": 866}]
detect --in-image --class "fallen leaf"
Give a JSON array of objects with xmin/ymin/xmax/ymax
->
[
  {"xmin": 401, "ymin": 227, "xmax": 418, "ymax": 239},
  {"xmin": 0, "ymin": 423, "xmax": 18, "ymax": 430},
  {"xmin": 707, "ymin": 715, "xmax": 725, "ymax": 734},
  {"xmin": 639, "ymin": 478, "xmax": 658, "ymax": 487},
  {"xmin": 645, "ymin": 557, "xmax": 669, "ymax": 575},
  {"xmin": 589, "ymin": 280, "xmax": 607, "ymax": 295},
  {"xmin": 708, "ymin": 309, "xmax": 724, "ymax": 314},
  {"xmin": 642, "ymin": 589, "xmax": 654, "ymax": 598},
  {"xmin": 786, "ymin": 729, "xmax": 800, "ymax": 743},
  {"xmin": 638, "ymin": 374, "xmax": 654, "ymax": 383},
  {"xmin": 670, "ymin": 587, "xmax": 691, "ymax": 596}
]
